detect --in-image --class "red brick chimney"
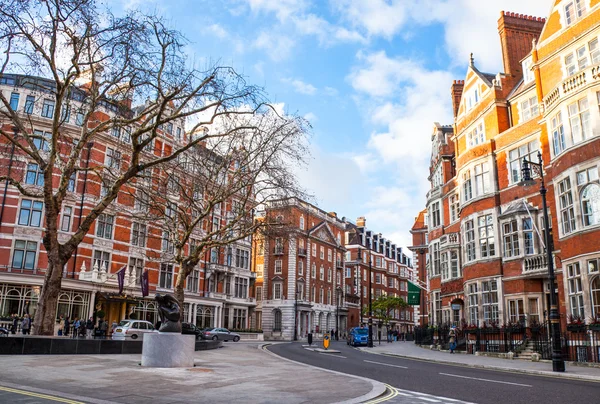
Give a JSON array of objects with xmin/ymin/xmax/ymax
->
[
  {"xmin": 498, "ymin": 11, "xmax": 546, "ymax": 79},
  {"xmin": 450, "ymin": 80, "xmax": 464, "ymax": 118}
]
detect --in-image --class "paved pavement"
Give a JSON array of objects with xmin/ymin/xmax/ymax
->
[
  {"xmin": 0, "ymin": 342, "xmax": 383, "ymax": 404},
  {"xmin": 361, "ymin": 340, "xmax": 600, "ymax": 381}
]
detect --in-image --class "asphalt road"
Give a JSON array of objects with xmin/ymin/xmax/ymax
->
[{"xmin": 267, "ymin": 341, "xmax": 600, "ymax": 404}]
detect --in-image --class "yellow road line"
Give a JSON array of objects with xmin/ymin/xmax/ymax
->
[
  {"xmin": 364, "ymin": 384, "xmax": 399, "ymax": 404},
  {"xmin": 0, "ymin": 386, "xmax": 84, "ymax": 404}
]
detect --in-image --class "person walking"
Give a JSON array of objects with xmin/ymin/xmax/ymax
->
[
  {"xmin": 72, "ymin": 317, "xmax": 80, "ymax": 339},
  {"xmin": 99, "ymin": 319, "xmax": 108, "ymax": 338},
  {"xmin": 21, "ymin": 314, "xmax": 31, "ymax": 335},
  {"xmin": 63, "ymin": 317, "xmax": 70, "ymax": 337},
  {"xmin": 448, "ymin": 327, "xmax": 457, "ymax": 353},
  {"xmin": 11, "ymin": 313, "xmax": 18, "ymax": 334},
  {"xmin": 85, "ymin": 317, "xmax": 94, "ymax": 339},
  {"xmin": 58, "ymin": 315, "xmax": 65, "ymax": 336}
]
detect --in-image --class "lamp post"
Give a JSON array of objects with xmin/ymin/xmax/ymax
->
[
  {"xmin": 367, "ymin": 239, "xmax": 373, "ymax": 348},
  {"xmin": 294, "ymin": 290, "xmax": 298, "ymax": 341},
  {"xmin": 357, "ymin": 247, "xmax": 363, "ymax": 326},
  {"xmin": 336, "ymin": 286, "xmax": 342, "ymax": 341},
  {"xmin": 520, "ymin": 151, "xmax": 565, "ymax": 372}
]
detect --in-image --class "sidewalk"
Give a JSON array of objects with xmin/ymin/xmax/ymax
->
[
  {"xmin": 0, "ymin": 343, "xmax": 382, "ymax": 404},
  {"xmin": 360, "ymin": 341, "xmax": 600, "ymax": 381}
]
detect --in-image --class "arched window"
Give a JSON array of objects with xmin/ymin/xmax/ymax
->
[
  {"xmin": 582, "ymin": 183, "xmax": 600, "ymax": 227},
  {"xmin": 299, "ymin": 215, "xmax": 305, "ymax": 230},
  {"xmin": 273, "ymin": 309, "xmax": 282, "ymax": 331},
  {"xmin": 591, "ymin": 277, "xmax": 600, "ymax": 317}
]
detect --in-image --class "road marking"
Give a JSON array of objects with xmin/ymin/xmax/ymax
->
[
  {"xmin": 415, "ymin": 397, "xmax": 442, "ymax": 402},
  {"xmin": 363, "ymin": 359, "xmax": 408, "ymax": 369},
  {"xmin": 0, "ymin": 386, "xmax": 84, "ymax": 404},
  {"xmin": 320, "ymin": 353, "xmax": 346, "ymax": 358},
  {"xmin": 439, "ymin": 372, "xmax": 532, "ymax": 387},
  {"xmin": 364, "ymin": 384, "xmax": 399, "ymax": 404}
]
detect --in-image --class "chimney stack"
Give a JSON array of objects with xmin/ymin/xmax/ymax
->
[
  {"xmin": 450, "ymin": 80, "xmax": 465, "ymax": 118},
  {"xmin": 498, "ymin": 11, "xmax": 545, "ymax": 79},
  {"xmin": 356, "ymin": 216, "xmax": 366, "ymax": 227}
]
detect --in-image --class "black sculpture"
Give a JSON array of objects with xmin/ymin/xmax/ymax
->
[{"xmin": 155, "ymin": 293, "xmax": 182, "ymax": 333}]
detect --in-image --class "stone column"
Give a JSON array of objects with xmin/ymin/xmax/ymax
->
[{"xmin": 87, "ymin": 291, "xmax": 97, "ymax": 319}]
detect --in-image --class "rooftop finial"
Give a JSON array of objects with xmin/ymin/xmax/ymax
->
[{"xmin": 470, "ymin": 52, "xmax": 474, "ymax": 66}]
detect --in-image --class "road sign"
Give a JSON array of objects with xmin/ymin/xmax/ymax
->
[{"xmin": 323, "ymin": 333, "xmax": 330, "ymax": 349}]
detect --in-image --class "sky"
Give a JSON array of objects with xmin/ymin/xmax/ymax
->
[{"xmin": 109, "ymin": 0, "xmax": 553, "ymax": 250}]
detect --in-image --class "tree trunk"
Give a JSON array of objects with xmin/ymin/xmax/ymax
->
[{"xmin": 33, "ymin": 257, "xmax": 65, "ymax": 335}]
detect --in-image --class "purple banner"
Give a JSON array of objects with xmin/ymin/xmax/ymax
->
[{"xmin": 141, "ymin": 270, "xmax": 149, "ymax": 297}]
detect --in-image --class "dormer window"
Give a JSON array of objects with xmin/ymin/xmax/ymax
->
[
  {"xmin": 522, "ymin": 57, "xmax": 534, "ymax": 84},
  {"xmin": 466, "ymin": 88, "xmax": 479, "ymax": 111},
  {"xmin": 564, "ymin": 0, "xmax": 586, "ymax": 26}
]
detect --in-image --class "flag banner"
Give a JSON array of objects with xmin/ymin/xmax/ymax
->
[
  {"xmin": 141, "ymin": 270, "xmax": 149, "ymax": 297},
  {"xmin": 117, "ymin": 266, "xmax": 126, "ymax": 294},
  {"xmin": 407, "ymin": 281, "xmax": 421, "ymax": 306}
]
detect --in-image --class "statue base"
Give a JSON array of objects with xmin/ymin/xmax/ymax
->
[{"xmin": 141, "ymin": 333, "xmax": 196, "ymax": 368}]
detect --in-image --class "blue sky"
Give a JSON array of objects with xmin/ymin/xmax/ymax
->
[{"xmin": 111, "ymin": 0, "xmax": 552, "ymax": 249}]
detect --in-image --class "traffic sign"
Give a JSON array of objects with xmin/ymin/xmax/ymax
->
[{"xmin": 323, "ymin": 333, "xmax": 330, "ymax": 349}]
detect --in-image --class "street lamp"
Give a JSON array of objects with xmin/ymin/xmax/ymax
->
[
  {"xmin": 519, "ymin": 151, "xmax": 565, "ymax": 373},
  {"xmin": 294, "ymin": 290, "xmax": 299, "ymax": 341},
  {"xmin": 367, "ymin": 238, "xmax": 373, "ymax": 348},
  {"xmin": 357, "ymin": 247, "xmax": 363, "ymax": 326},
  {"xmin": 336, "ymin": 286, "xmax": 342, "ymax": 341}
]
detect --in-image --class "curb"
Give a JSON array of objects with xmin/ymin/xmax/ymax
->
[
  {"xmin": 358, "ymin": 348, "xmax": 600, "ymax": 383},
  {"xmin": 260, "ymin": 343, "xmax": 387, "ymax": 403}
]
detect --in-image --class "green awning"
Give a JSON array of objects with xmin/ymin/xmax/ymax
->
[{"xmin": 407, "ymin": 281, "xmax": 421, "ymax": 306}]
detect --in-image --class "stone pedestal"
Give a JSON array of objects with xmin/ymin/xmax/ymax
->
[{"xmin": 141, "ymin": 333, "xmax": 196, "ymax": 368}]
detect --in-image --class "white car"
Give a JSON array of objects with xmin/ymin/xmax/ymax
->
[{"xmin": 112, "ymin": 320, "xmax": 156, "ymax": 340}]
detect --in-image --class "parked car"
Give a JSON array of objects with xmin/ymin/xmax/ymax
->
[
  {"xmin": 112, "ymin": 320, "xmax": 156, "ymax": 340},
  {"xmin": 347, "ymin": 327, "xmax": 368, "ymax": 347},
  {"xmin": 202, "ymin": 327, "xmax": 240, "ymax": 342},
  {"xmin": 181, "ymin": 322, "xmax": 204, "ymax": 339}
]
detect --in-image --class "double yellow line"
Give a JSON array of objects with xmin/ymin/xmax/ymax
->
[
  {"xmin": 0, "ymin": 386, "xmax": 84, "ymax": 404},
  {"xmin": 364, "ymin": 384, "xmax": 399, "ymax": 403}
]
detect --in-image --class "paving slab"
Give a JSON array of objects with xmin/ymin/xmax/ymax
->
[
  {"xmin": 360, "ymin": 341, "xmax": 600, "ymax": 381},
  {"xmin": 0, "ymin": 342, "xmax": 379, "ymax": 404}
]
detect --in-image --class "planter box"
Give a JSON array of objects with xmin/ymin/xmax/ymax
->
[
  {"xmin": 587, "ymin": 324, "xmax": 600, "ymax": 332},
  {"xmin": 567, "ymin": 324, "xmax": 586, "ymax": 332}
]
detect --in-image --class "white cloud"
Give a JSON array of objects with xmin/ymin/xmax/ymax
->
[
  {"xmin": 253, "ymin": 32, "xmax": 295, "ymax": 61},
  {"xmin": 304, "ymin": 112, "xmax": 317, "ymax": 123},
  {"xmin": 205, "ymin": 23, "xmax": 229, "ymax": 39},
  {"xmin": 244, "ymin": 0, "xmax": 308, "ymax": 21},
  {"xmin": 324, "ymin": 86, "xmax": 338, "ymax": 96},
  {"xmin": 282, "ymin": 77, "xmax": 317, "ymax": 95},
  {"xmin": 333, "ymin": 0, "xmax": 409, "ymax": 39}
]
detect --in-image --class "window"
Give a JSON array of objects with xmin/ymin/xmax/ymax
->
[
  {"xmin": 24, "ymin": 95, "xmax": 34, "ymax": 114},
  {"xmin": 187, "ymin": 269, "xmax": 200, "ymax": 293},
  {"xmin": 273, "ymin": 309, "xmax": 282, "ymax": 331},
  {"xmin": 432, "ymin": 164, "xmax": 443, "ymax": 188},
  {"xmin": 299, "ymin": 215, "xmax": 305, "ymax": 230},
  {"xmin": 576, "ymin": 166, "xmax": 598, "ymax": 186},
  {"xmin": 93, "ymin": 250, "xmax": 110, "ymax": 271},
  {"xmin": 166, "ymin": 201, "xmax": 176, "ymax": 219},
  {"xmin": 508, "ymin": 299, "xmax": 524, "ymax": 323},
  {"xmin": 522, "ymin": 57, "xmax": 534, "ymax": 83},
  {"xmin": 467, "ymin": 122, "xmax": 484, "ymax": 148},
  {"xmin": 131, "ymin": 222, "xmax": 147, "ymax": 247},
  {"xmin": 466, "ymin": 88, "xmax": 480, "ymax": 111},
  {"xmin": 25, "ymin": 163, "xmax": 44, "ymax": 186},
  {"xmin": 10, "ymin": 92, "xmax": 20, "ymax": 110},
  {"xmin": 450, "ymin": 195, "xmax": 459, "ymax": 222},
  {"xmin": 41, "ymin": 98, "xmax": 54, "ymax": 118},
  {"xmin": 298, "ymin": 260, "xmax": 304, "ymax": 276},
  {"xmin": 503, "ymin": 219, "xmax": 519, "ymax": 258},
  {"xmin": 462, "ymin": 170, "xmax": 473, "ymax": 202},
  {"xmin": 320, "ymin": 246, "xmax": 324, "ymax": 259},
  {"xmin": 468, "ymin": 283, "xmax": 478, "ymax": 325},
  {"xmin": 106, "ymin": 148, "xmax": 122, "ymax": 170},
  {"xmin": 564, "ymin": 0, "xmax": 586, "ymax": 26},
  {"xmin": 100, "ymin": 182, "xmax": 110, "ymax": 198},
  {"xmin": 465, "ymin": 220, "xmax": 476, "ymax": 262},
  {"xmin": 430, "ymin": 201, "xmax": 441, "ymax": 228},
  {"xmin": 508, "ymin": 140, "xmax": 539, "ymax": 184},
  {"xmin": 590, "ymin": 38, "xmax": 600, "ymax": 64},
  {"xmin": 273, "ymin": 283, "xmax": 282, "ymax": 300},
  {"xmin": 61, "ymin": 206, "xmax": 73, "ymax": 232},
  {"xmin": 592, "ymin": 277, "xmax": 600, "ymax": 317},
  {"xmin": 551, "ymin": 112, "xmax": 566, "ymax": 155},
  {"xmin": 588, "ymin": 258, "xmax": 599, "ymax": 274},
  {"xmin": 176, "ymin": 127, "xmax": 182, "ymax": 141},
  {"xmin": 18, "ymin": 199, "xmax": 43, "ymax": 227},
  {"xmin": 61, "ymin": 105, "xmax": 71, "ymax": 123},
  {"xmin": 12, "ymin": 240, "xmax": 37, "ymax": 269},
  {"xmin": 320, "ymin": 265, "xmax": 324, "ymax": 280},
  {"xmin": 275, "ymin": 260, "xmax": 282, "ymax": 274},
  {"xmin": 327, "ymin": 248, "xmax": 332, "ymax": 262},
  {"xmin": 312, "ymin": 243, "xmax": 316, "ymax": 257},
  {"xmin": 328, "ymin": 268, "xmax": 332, "ymax": 282},
  {"xmin": 134, "ymin": 190, "xmax": 150, "ymax": 212},
  {"xmin": 111, "ymin": 126, "xmax": 121, "ymax": 139},
  {"xmin": 523, "ymin": 218, "xmax": 535, "ymax": 255},
  {"xmin": 567, "ymin": 263, "xmax": 584, "ymax": 318},
  {"xmin": 478, "ymin": 215, "xmax": 495, "ymax": 258},
  {"xmin": 67, "ymin": 172, "xmax": 76, "ymax": 192},
  {"xmin": 96, "ymin": 214, "xmax": 114, "ymax": 239},
  {"xmin": 159, "ymin": 263, "xmax": 174, "ymax": 289},
  {"xmin": 520, "ymin": 96, "xmax": 538, "ymax": 122},
  {"xmin": 559, "ymin": 177, "xmax": 576, "ymax": 234},
  {"xmin": 311, "ymin": 263, "xmax": 316, "ymax": 279},
  {"xmin": 474, "ymin": 162, "xmax": 491, "ymax": 196},
  {"xmin": 320, "ymin": 288, "xmax": 324, "ymax": 304},
  {"xmin": 32, "ymin": 130, "xmax": 50, "ymax": 152},
  {"xmin": 256, "ymin": 286, "xmax": 262, "ymax": 301},
  {"xmin": 581, "ymin": 183, "xmax": 600, "ymax": 227},
  {"xmin": 129, "ymin": 257, "xmax": 144, "ymax": 285},
  {"xmin": 162, "ymin": 231, "xmax": 174, "ymax": 254},
  {"xmin": 482, "ymin": 280, "xmax": 499, "ymax": 323},
  {"xmin": 234, "ymin": 277, "xmax": 248, "ymax": 298},
  {"xmin": 75, "ymin": 110, "xmax": 84, "ymax": 126},
  {"xmin": 568, "ymin": 97, "xmax": 591, "ymax": 145},
  {"xmin": 441, "ymin": 252, "xmax": 449, "ymax": 281},
  {"xmin": 450, "ymin": 251, "xmax": 459, "ymax": 278},
  {"xmin": 235, "ymin": 249, "xmax": 250, "ymax": 269}
]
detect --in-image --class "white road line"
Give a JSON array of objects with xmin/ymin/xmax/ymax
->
[
  {"xmin": 415, "ymin": 397, "xmax": 442, "ymax": 403},
  {"xmin": 439, "ymin": 372, "xmax": 532, "ymax": 387},
  {"xmin": 320, "ymin": 353, "xmax": 346, "ymax": 358},
  {"xmin": 363, "ymin": 360, "xmax": 408, "ymax": 369}
]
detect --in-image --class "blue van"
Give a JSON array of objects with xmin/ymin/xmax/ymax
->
[{"xmin": 347, "ymin": 327, "xmax": 369, "ymax": 347}]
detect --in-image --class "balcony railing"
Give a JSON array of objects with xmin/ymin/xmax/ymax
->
[
  {"xmin": 543, "ymin": 63, "xmax": 600, "ymax": 111},
  {"xmin": 273, "ymin": 246, "xmax": 284, "ymax": 255},
  {"xmin": 523, "ymin": 253, "xmax": 548, "ymax": 275},
  {"xmin": 298, "ymin": 248, "xmax": 307, "ymax": 257},
  {"xmin": 336, "ymin": 260, "xmax": 343, "ymax": 269}
]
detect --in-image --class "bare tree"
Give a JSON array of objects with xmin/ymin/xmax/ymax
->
[{"xmin": 0, "ymin": 0, "xmax": 309, "ymax": 334}]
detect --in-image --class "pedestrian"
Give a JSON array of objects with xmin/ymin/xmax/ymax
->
[
  {"xmin": 64, "ymin": 317, "xmax": 71, "ymax": 337},
  {"xmin": 58, "ymin": 315, "xmax": 65, "ymax": 336},
  {"xmin": 85, "ymin": 317, "xmax": 94, "ymax": 339},
  {"xmin": 72, "ymin": 317, "xmax": 80, "ymax": 338},
  {"xmin": 99, "ymin": 319, "xmax": 108, "ymax": 338},
  {"xmin": 21, "ymin": 314, "xmax": 31, "ymax": 335},
  {"xmin": 11, "ymin": 313, "xmax": 18, "ymax": 334},
  {"xmin": 449, "ymin": 327, "xmax": 457, "ymax": 353}
]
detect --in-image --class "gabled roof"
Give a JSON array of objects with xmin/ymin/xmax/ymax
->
[{"xmin": 308, "ymin": 221, "xmax": 340, "ymax": 247}]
